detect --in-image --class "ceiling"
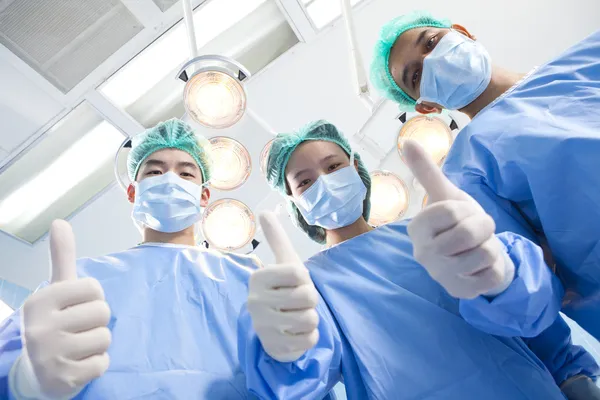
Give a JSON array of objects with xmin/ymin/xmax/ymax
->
[{"xmin": 0, "ymin": 0, "xmax": 598, "ymax": 291}]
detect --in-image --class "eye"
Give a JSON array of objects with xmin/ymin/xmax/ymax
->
[
  {"xmin": 146, "ymin": 170, "xmax": 162, "ymax": 176},
  {"xmin": 412, "ymin": 70, "xmax": 420, "ymax": 88},
  {"xmin": 180, "ymin": 172, "xmax": 195, "ymax": 178},
  {"xmin": 328, "ymin": 163, "xmax": 342, "ymax": 172},
  {"xmin": 298, "ymin": 179, "xmax": 311, "ymax": 188},
  {"xmin": 426, "ymin": 35, "xmax": 437, "ymax": 50}
]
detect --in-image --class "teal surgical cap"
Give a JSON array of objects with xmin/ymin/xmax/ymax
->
[
  {"xmin": 127, "ymin": 118, "xmax": 212, "ymax": 183},
  {"xmin": 370, "ymin": 10, "xmax": 451, "ymax": 110},
  {"xmin": 266, "ymin": 120, "xmax": 371, "ymax": 244}
]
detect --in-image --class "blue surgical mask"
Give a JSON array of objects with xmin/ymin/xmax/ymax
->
[
  {"xmin": 418, "ymin": 30, "xmax": 492, "ymax": 110},
  {"xmin": 132, "ymin": 171, "xmax": 205, "ymax": 233},
  {"xmin": 292, "ymin": 165, "xmax": 367, "ymax": 230}
]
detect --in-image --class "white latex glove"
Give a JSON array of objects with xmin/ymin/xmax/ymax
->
[
  {"xmin": 10, "ymin": 220, "xmax": 111, "ymax": 400},
  {"xmin": 247, "ymin": 212, "xmax": 320, "ymax": 362},
  {"xmin": 402, "ymin": 140, "xmax": 515, "ymax": 300}
]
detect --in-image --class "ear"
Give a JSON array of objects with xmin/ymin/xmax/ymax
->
[
  {"xmin": 200, "ymin": 187, "xmax": 210, "ymax": 207},
  {"xmin": 415, "ymin": 102, "xmax": 443, "ymax": 115},
  {"xmin": 353, "ymin": 158, "xmax": 360, "ymax": 172},
  {"xmin": 452, "ymin": 24, "xmax": 476, "ymax": 40},
  {"xmin": 127, "ymin": 184, "xmax": 136, "ymax": 204}
]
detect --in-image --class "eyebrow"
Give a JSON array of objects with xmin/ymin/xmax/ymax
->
[
  {"xmin": 177, "ymin": 161, "xmax": 199, "ymax": 171},
  {"xmin": 402, "ymin": 29, "xmax": 431, "ymax": 89},
  {"xmin": 142, "ymin": 159, "xmax": 167, "ymax": 169}
]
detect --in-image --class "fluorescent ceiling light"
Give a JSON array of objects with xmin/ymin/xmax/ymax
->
[
  {"xmin": 0, "ymin": 102, "xmax": 125, "ymax": 243},
  {"xmin": 304, "ymin": 0, "xmax": 362, "ymax": 30},
  {"xmin": 0, "ymin": 122, "xmax": 123, "ymax": 227},
  {"xmin": 100, "ymin": 0, "xmax": 268, "ymax": 109}
]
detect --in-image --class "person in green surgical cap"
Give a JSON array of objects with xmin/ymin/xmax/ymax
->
[
  {"xmin": 370, "ymin": 11, "xmax": 600, "ymax": 400},
  {"xmin": 0, "ymin": 118, "xmax": 341, "ymax": 400}
]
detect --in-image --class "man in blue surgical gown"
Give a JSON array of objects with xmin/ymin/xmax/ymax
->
[
  {"xmin": 370, "ymin": 11, "xmax": 600, "ymax": 397},
  {"xmin": 0, "ymin": 119, "xmax": 341, "ymax": 399},
  {"xmin": 237, "ymin": 121, "xmax": 594, "ymax": 399}
]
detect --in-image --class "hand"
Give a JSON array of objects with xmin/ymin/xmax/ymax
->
[
  {"xmin": 16, "ymin": 220, "xmax": 111, "ymax": 399},
  {"xmin": 247, "ymin": 212, "xmax": 320, "ymax": 362},
  {"xmin": 402, "ymin": 140, "xmax": 515, "ymax": 299}
]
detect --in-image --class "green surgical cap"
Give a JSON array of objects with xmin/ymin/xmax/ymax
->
[
  {"xmin": 370, "ymin": 10, "xmax": 451, "ymax": 110},
  {"xmin": 266, "ymin": 120, "xmax": 371, "ymax": 244},
  {"xmin": 127, "ymin": 118, "xmax": 212, "ymax": 183}
]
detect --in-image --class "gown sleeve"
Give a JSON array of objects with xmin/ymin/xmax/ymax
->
[
  {"xmin": 0, "ymin": 309, "xmax": 24, "ymax": 400},
  {"xmin": 238, "ymin": 299, "xmax": 344, "ymax": 400},
  {"xmin": 459, "ymin": 231, "xmax": 563, "ymax": 337}
]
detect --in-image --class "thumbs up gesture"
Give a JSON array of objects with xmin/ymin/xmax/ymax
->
[
  {"xmin": 402, "ymin": 140, "xmax": 515, "ymax": 299},
  {"xmin": 13, "ymin": 220, "xmax": 111, "ymax": 399},
  {"xmin": 247, "ymin": 212, "xmax": 320, "ymax": 362}
]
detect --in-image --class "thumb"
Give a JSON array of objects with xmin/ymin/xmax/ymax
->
[
  {"xmin": 49, "ymin": 220, "xmax": 77, "ymax": 283},
  {"xmin": 259, "ymin": 212, "xmax": 303, "ymax": 266},
  {"xmin": 401, "ymin": 139, "xmax": 464, "ymax": 203}
]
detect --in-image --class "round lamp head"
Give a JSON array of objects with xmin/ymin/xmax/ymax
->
[
  {"xmin": 179, "ymin": 55, "xmax": 250, "ymax": 129},
  {"xmin": 202, "ymin": 198, "xmax": 256, "ymax": 251},
  {"xmin": 208, "ymin": 136, "xmax": 251, "ymax": 191},
  {"xmin": 398, "ymin": 115, "xmax": 453, "ymax": 166},
  {"xmin": 368, "ymin": 170, "xmax": 409, "ymax": 227},
  {"xmin": 259, "ymin": 139, "xmax": 274, "ymax": 177}
]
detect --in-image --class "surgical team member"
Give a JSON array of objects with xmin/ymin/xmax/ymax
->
[
  {"xmin": 370, "ymin": 11, "xmax": 600, "ymax": 395},
  {"xmin": 0, "ymin": 119, "xmax": 340, "ymax": 399},
  {"xmin": 238, "ymin": 120, "xmax": 573, "ymax": 399}
]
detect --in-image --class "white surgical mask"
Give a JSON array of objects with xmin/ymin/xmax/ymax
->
[
  {"xmin": 292, "ymin": 165, "xmax": 367, "ymax": 230},
  {"xmin": 132, "ymin": 171, "xmax": 206, "ymax": 233},
  {"xmin": 418, "ymin": 30, "xmax": 492, "ymax": 110}
]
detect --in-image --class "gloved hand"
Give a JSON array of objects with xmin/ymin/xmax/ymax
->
[
  {"xmin": 402, "ymin": 140, "xmax": 515, "ymax": 299},
  {"xmin": 247, "ymin": 212, "xmax": 320, "ymax": 362},
  {"xmin": 10, "ymin": 220, "xmax": 111, "ymax": 400}
]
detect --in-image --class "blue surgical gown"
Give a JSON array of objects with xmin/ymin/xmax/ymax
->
[
  {"xmin": 442, "ymin": 30, "xmax": 600, "ymax": 340},
  {"xmin": 240, "ymin": 220, "xmax": 568, "ymax": 399},
  {"xmin": 0, "ymin": 243, "xmax": 338, "ymax": 399}
]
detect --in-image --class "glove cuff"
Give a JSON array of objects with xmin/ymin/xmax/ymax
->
[{"xmin": 483, "ymin": 249, "xmax": 516, "ymax": 298}]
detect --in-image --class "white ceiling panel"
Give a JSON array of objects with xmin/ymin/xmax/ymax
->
[
  {"xmin": 0, "ymin": 148, "xmax": 8, "ymax": 165},
  {"xmin": 151, "ymin": 0, "xmax": 181, "ymax": 12},
  {"xmin": 0, "ymin": 0, "xmax": 143, "ymax": 92},
  {"xmin": 0, "ymin": 60, "xmax": 63, "ymax": 153}
]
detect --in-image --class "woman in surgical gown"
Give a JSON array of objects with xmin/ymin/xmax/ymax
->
[{"xmin": 238, "ymin": 120, "xmax": 580, "ymax": 400}]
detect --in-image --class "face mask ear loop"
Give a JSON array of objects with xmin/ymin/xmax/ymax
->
[{"xmin": 349, "ymin": 150, "xmax": 355, "ymax": 166}]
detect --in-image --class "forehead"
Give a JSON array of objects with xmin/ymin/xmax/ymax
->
[
  {"xmin": 389, "ymin": 26, "xmax": 448, "ymax": 66},
  {"xmin": 286, "ymin": 141, "xmax": 345, "ymax": 172},
  {"xmin": 141, "ymin": 148, "xmax": 198, "ymax": 166}
]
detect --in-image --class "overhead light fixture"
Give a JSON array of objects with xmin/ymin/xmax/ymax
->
[
  {"xmin": 303, "ymin": 0, "xmax": 363, "ymax": 30},
  {"xmin": 368, "ymin": 170, "xmax": 409, "ymax": 227},
  {"xmin": 260, "ymin": 139, "xmax": 274, "ymax": 177},
  {"xmin": 0, "ymin": 101, "xmax": 125, "ymax": 243},
  {"xmin": 397, "ymin": 115, "xmax": 453, "ymax": 166},
  {"xmin": 208, "ymin": 136, "xmax": 252, "ymax": 190},
  {"xmin": 202, "ymin": 198, "xmax": 256, "ymax": 251},
  {"xmin": 422, "ymin": 194, "xmax": 428, "ymax": 209},
  {"xmin": 177, "ymin": 55, "xmax": 250, "ymax": 128},
  {"xmin": 100, "ymin": 0, "xmax": 267, "ymax": 111}
]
